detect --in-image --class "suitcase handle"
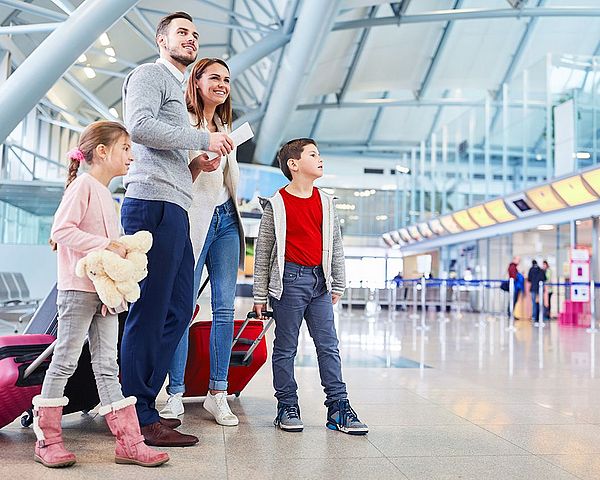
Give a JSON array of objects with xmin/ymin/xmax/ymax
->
[
  {"xmin": 23, "ymin": 340, "xmax": 56, "ymax": 380},
  {"xmin": 231, "ymin": 311, "xmax": 275, "ymax": 363}
]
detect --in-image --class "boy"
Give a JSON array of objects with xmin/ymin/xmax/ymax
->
[{"xmin": 253, "ymin": 138, "xmax": 368, "ymax": 435}]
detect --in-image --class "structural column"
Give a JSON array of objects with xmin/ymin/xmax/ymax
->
[{"xmin": 0, "ymin": 0, "xmax": 140, "ymax": 143}]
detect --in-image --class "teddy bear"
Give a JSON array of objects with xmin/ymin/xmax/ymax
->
[{"xmin": 75, "ymin": 231, "xmax": 153, "ymax": 309}]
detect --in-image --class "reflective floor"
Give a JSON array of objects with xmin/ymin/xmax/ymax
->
[{"xmin": 2, "ymin": 300, "xmax": 600, "ymax": 479}]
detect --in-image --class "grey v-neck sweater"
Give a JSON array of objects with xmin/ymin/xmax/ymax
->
[{"xmin": 122, "ymin": 62, "xmax": 210, "ymax": 210}]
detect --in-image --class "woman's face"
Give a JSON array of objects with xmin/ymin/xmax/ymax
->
[{"xmin": 195, "ymin": 62, "xmax": 230, "ymax": 107}]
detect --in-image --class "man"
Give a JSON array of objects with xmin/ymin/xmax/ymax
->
[
  {"xmin": 543, "ymin": 260, "xmax": 553, "ymax": 320},
  {"xmin": 527, "ymin": 259, "xmax": 545, "ymax": 323},
  {"xmin": 120, "ymin": 11, "xmax": 234, "ymax": 447}
]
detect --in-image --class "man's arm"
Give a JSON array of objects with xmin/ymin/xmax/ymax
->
[{"xmin": 124, "ymin": 66, "xmax": 232, "ymax": 154}]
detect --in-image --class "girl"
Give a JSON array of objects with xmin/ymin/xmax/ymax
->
[
  {"xmin": 160, "ymin": 58, "xmax": 245, "ymax": 426},
  {"xmin": 33, "ymin": 121, "xmax": 168, "ymax": 468}
]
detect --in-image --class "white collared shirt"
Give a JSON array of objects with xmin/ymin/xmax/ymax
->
[{"xmin": 156, "ymin": 58, "xmax": 185, "ymax": 84}]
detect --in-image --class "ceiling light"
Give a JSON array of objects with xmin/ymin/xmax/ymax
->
[
  {"xmin": 575, "ymin": 152, "xmax": 591, "ymax": 159},
  {"xmin": 369, "ymin": 189, "xmax": 376, "ymax": 194},
  {"xmin": 104, "ymin": 47, "xmax": 116, "ymax": 57},
  {"xmin": 483, "ymin": 199, "xmax": 515, "ymax": 223},
  {"xmin": 537, "ymin": 225, "xmax": 554, "ymax": 231},
  {"xmin": 526, "ymin": 185, "xmax": 565, "ymax": 212},
  {"xmin": 551, "ymin": 175, "xmax": 598, "ymax": 206},
  {"xmin": 395, "ymin": 165, "xmax": 410, "ymax": 174},
  {"xmin": 108, "ymin": 57, "xmax": 117, "ymax": 63},
  {"xmin": 535, "ymin": 154, "xmax": 543, "ymax": 161},
  {"xmin": 453, "ymin": 210, "xmax": 478, "ymax": 231},
  {"xmin": 77, "ymin": 54, "xmax": 87, "ymax": 63},
  {"xmin": 99, "ymin": 32, "xmax": 110, "ymax": 46},
  {"xmin": 376, "ymin": 215, "xmax": 388, "ymax": 221},
  {"xmin": 83, "ymin": 67, "xmax": 96, "ymax": 79},
  {"xmin": 109, "ymin": 108, "xmax": 119, "ymax": 118}
]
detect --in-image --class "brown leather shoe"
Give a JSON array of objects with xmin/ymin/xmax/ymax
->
[
  {"xmin": 141, "ymin": 422, "xmax": 198, "ymax": 447},
  {"xmin": 159, "ymin": 416, "xmax": 182, "ymax": 429}
]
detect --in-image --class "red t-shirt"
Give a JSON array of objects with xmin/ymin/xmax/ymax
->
[{"xmin": 280, "ymin": 187, "xmax": 322, "ymax": 267}]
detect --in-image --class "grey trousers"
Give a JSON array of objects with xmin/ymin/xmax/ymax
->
[{"xmin": 41, "ymin": 290, "xmax": 124, "ymax": 405}]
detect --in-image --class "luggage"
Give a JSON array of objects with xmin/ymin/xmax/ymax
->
[
  {"xmin": 0, "ymin": 334, "xmax": 55, "ymax": 428},
  {"xmin": 183, "ymin": 311, "xmax": 274, "ymax": 397},
  {"xmin": 2, "ymin": 284, "xmax": 100, "ymax": 428}
]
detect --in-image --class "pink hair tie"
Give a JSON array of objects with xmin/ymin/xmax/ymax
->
[{"xmin": 67, "ymin": 148, "xmax": 85, "ymax": 163}]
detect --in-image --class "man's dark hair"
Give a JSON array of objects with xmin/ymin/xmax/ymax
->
[
  {"xmin": 277, "ymin": 138, "xmax": 317, "ymax": 181},
  {"xmin": 156, "ymin": 11, "xmax": 193, "ymax": 45},
  {"xmin": 532, "ymin": 260, "xmax": 538, "ymax": 266}
]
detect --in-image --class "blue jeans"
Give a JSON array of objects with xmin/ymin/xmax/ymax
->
[
  {"xmin": 270, "ymin": 262, "xmax": 347, "ymax": 407},
  {"xmin": 167, "ymin": 198, "xmax": 240, "ymax": 394},
  {"xmin": 120, "ymin": 198, "xmax": 194, "ymax": 426},
  {"xmin": 531, "ymin": 290, "xmax": 540, "ymax": 322}
]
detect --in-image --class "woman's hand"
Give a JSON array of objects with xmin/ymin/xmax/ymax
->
[
  {"xmin": 253, "ymin": 303, "xmax": 267, "ymax": 320},
  {"xmin": 191, "ymin": 153, "xmax": 221, "ymax": 173},
  {"xmin": 106, "ymin": 241, "xmax": 127, "ymax": 259}
]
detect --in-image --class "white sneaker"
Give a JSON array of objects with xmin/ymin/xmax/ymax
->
[
  {"xmin": 203, "ymin": 392, "xmax": 239, "ymax": 426},
  {"xmin": 159, "ymin": 392, "xmax": 184, "ymax": 418}
]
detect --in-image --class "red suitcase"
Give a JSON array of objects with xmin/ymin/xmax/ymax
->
[
  {"xmin": 183, "ymin": 312, "xmax": 274, "ymax": 397},
  {"xmin": 0, "ymin": 334, "xmax": 55, "ymax": 428}
]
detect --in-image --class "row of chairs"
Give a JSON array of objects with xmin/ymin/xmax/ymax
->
[{"xmin": 0, "ymin": 272, "xmax": 39, "ymax": 332}]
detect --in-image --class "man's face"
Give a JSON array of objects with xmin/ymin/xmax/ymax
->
[{"xmin": 158, "ymin": 17, "xmax": 199, "ymax": 67}]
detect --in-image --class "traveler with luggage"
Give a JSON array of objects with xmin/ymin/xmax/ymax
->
[
  {"xmin": 120, "ymin": 11, "xmax": 233, "ymax": 447},
  {"xmin": 528, "ymin": 259, "xmax": 546, "ymax": 323},
  {"xmin": 253, "ymin": 138, "xmax": 368, "ymax": 435},
  {"xmin": 160, "ymin": 57, "xmax": 245, "ymax": 426},
  {"xmin": 35, "ymin": 121, "xmax": 168, "ymax": 468}
]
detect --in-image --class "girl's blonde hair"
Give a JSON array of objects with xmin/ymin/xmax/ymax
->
[{"xmin": 65, "ymin": 120, "xmax": 128, "ymax": 189}]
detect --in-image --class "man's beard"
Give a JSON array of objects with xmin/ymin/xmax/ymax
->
[{"xmin": 166, "ymin": 44, "xmax": 196, "ymax": 67}]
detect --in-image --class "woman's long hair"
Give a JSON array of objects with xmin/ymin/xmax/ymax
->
[{"xmin": 186, "ymin": 58, "xmax": 232, "ymax": 130}]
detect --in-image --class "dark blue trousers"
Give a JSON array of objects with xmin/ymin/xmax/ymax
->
[
  {"xmin": 120, "ymin": 198, "xmax": 194, "ymax": 426},
  {"xmin": 270, "ymin": 262, "xmax": 347, "ymax": 408}
]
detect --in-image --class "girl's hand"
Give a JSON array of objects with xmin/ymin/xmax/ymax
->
[
  {"xmin": 331, "ymin": 293, "xmax": 341, "ymax": 305},
  {"xmin": 107, "ymin": 241, "xmax": 127, "ymax": 259}
]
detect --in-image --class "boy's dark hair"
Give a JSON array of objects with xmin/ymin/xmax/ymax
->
[
  {"xmin": 277, "ymin": 138, "xmax": 317, "ymax": 181},
  {"xmin": 156, "ymin": 11, "xmax": 193, "ymax": 45}
]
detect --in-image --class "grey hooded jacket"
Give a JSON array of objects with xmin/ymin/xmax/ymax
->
[{"xmin": 252, "ymin": 188, "xmax": 346, "ymax": 304}]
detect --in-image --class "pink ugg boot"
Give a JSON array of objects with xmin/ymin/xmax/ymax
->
[
  {"xmin": 100, "ymin": 397, "xmax": 169, "ymax": 467},
  {"xmin": 32, "ymin": 395, "xmax": 76, "ymax": 468}
]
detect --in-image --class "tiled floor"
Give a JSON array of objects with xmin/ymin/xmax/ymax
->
[{"xmin": 2, "ymin": 300, "xmax": 600, "ymax": 479}]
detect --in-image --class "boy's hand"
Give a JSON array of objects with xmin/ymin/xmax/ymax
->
[
  {"xmin": 332, "ymin": 293, "xmax": 341, "ymax": 305},
  {"xmin": 253, "ymin": 303, "xmax": 267, "ymax": 319}
]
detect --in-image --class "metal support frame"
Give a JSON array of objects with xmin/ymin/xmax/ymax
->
[
  {"xmin": 228, "ymin": 30, "xmax": 290, "ymax": 78},
  {"xmin": 0, "ymin": 23, "xmax": 60, "ymax": 35},
  {"xmin": 417, "ymin": 0, "xmax": 462, "ymax": 99},
  {"xmin": 253, "ymin": 0, "xmax": 342, "ymax": 165},
  {"xmin": 0, "ymin": 0, "xmax": 67, "ymax": 22},
  {"xmin": 196, "ymin": 0, "xmax": 273, "ymax": 30},
  {"xmin": 297, "ymin": 98, "xmax": 545, "ymax": 110},
  {"xmin": 366, "ymin": 91, "xmax": 389, "ymax": 145},
  {"xmin": 0, "ymin": 0, "xmax": 139, "ymax": 143},
  {"xmin": 332, "ymin": 6, "xmax": 600, "ymax": 31}
]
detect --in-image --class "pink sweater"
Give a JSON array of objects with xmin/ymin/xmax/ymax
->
[{"xmin": 51, "ymin": 173, "xmax": 120, "ymax": 292}]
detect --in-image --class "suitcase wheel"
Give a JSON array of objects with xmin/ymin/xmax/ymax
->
[
  {"xmin": 234, "ymin": 392, "xmax": 240, "ymax": 398},
  {"xmin": 21, "ymin": 409, "xmax": 33, "ymax": 428}
]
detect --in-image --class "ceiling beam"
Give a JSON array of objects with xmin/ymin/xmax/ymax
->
[
  {"xmin": 0, "ymin": 22, "xmax": 60, "ymax": 35},
  {"xmin": 332, "ymin": 7, "xmax": 600, "ymax": 31},
  {"xmin": 0, "ymin": 0, "xmax": 66, "ymax": 21},
  {"xmin": 297, "ymin": 98, "xmax": 546, "ymax": 110}
]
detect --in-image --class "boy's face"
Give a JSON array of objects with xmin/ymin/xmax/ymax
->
[{"xmin": 288, "ymin": 144, "xmax": 323, "ymax": 180}]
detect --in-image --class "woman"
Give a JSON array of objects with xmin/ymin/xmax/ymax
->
[{"xmin": 160, "ymin": 58, "xmax": 245, "ymax": 425}]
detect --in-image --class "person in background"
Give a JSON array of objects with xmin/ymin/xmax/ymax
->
[
  {"xmin": 527, "ymin": 259, "xmax": 546, "ymax": 323},
  {"xmin": 543, "ymin": 260, "xmax": 553, "ymax": 320},
  {"xmin": 507, "ymin": 256, "xmax": 520, "ymax": 317}
]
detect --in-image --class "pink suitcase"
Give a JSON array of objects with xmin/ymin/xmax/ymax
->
[{"xmin": 0, "ymin": 334, "xmax": 55, "ymax": 428}]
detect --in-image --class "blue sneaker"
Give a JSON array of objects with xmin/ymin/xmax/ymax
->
[
  {"xmin": 326, "ymin": 399, "xmax": 368, "ymax": 435},
  {"xmin": 274, "ymin": 404, "xmax": 303, "ymax": 432}
]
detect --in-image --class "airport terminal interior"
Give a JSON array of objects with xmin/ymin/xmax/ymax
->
[{"xmin": 1, "ymin": 0, "xmax": 600, "ymax": 479}]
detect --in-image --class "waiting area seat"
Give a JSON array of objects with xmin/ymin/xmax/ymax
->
[{"xmin": 0, "ymin": 272, "xmax": 40, "ymax": 332}]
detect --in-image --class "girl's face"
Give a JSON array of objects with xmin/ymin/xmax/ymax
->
[
  {"xmin": 104, "ymin": 134, "xmax": 134, "ymax": 176},
  {"xmin": 195, "ymin": 63, "xmax": 230, "ymax": 108}
]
